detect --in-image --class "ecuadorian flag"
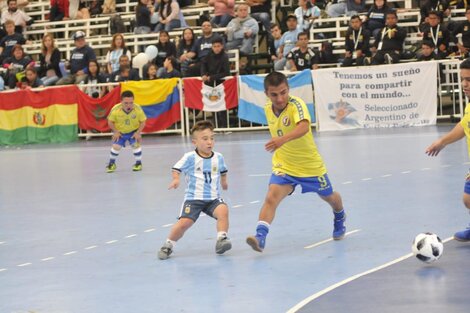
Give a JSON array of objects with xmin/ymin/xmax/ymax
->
[
  {"xmin": 0, "ymin": 86, "xmax": 78, "ymax": 145},
  {"xmin": 121, "ymin": 79, "xmax": 181, "ymax": 132}
]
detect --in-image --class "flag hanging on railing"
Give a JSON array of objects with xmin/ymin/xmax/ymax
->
[
  {"xmin": 121, "ymin": 78, "xmax": 181, "ymax": 132},
  {"xmin": 183, "ymin": 77, "xmax": 238, "ymax": 112},
  {"xmin": 77, "ymin": 85, "xmax": 121, "ymax": 132},
  {"xmin": 238, "ymin": 70, "xmax": 315, "ymax": 125},
  {"xmin": 0, "ymin": 86, "xmax": 78, "ymax": 145}
]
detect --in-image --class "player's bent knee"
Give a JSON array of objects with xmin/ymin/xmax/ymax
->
[{"xmin": 213, "ymin": 204, "xmax": 229, "ymax": 219}]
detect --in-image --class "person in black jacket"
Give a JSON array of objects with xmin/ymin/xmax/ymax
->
[
  {"xmin": 201, "ymin": 37, "xmax": 230, "ymax": 86},
  {"xmin": 419, "ymin": 0, "xmax": 450, "ymax": 28},
  {"xmin": 2, "ymin": 44, "xmax": 33, "ymax": 89},
  {"xmin": 364, "ymin": 0, "xmax": 393, "ymax": 37},
  {"xmin": 452, "ymin": 7, "xmax": 470, "ymax": 58},
  {"xmin": 343, "ymin": 15, "xmax": 371, "ymax": 66},
  {"xmin": 110, "ymin": 54, "xmax": 140, "ymax": 82},
  {"xmin": 155, "ymin": 30, "xmax": 177, "ymax": 77},
  {"xmin": 39, "ymin": 33, "xmax": 62, "ymax": 86},
  {"xmin": 421, "ymin": 11, "xmax": 450, "ymax": 59}
]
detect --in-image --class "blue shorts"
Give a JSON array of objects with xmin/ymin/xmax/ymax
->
[
  {"xmin": 464, "ymin": 171, "xmax": 470, "ymax": 194},
  {"xmin": 269, "ymin": 173, "xmax": 334, "ymax": 196},
  {"xmin": 179, "ymin": 198, "xmax": 226, "ymax": 222},
  {"xmin": 114, "ymin": 131, "xmax": 137, "ymax": 147}
]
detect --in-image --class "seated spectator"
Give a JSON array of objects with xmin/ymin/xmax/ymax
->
[
  {"xmin": 2, "ymin": 44, "xmax": 33, "ymax": 89},
  {"xmin": 158, "ymin": 56, "xmax": 181, "ymax": 78},
  {"xmin": 1, "ymin": 0, "xmax": 33, "ymax": 34},
  {"xmin": 295, "ymin": 0, "xmax": 320, "ymax": 33},
  {"xmin": 342, "ymin": 15, "xmax": 371, "ymax": 67},
  {"xmin": 201, "ymin": 37, "xmax": 230, "ymax": 86},
  {"xmin": 421, "ymin": 11, "xmax": 450, "ymax": 59},
  {"xmin": 365, "ymin": 0, "xmax": 393, "ymax": 37},
  {"xmin": 110, "ymin": 54, "xmax": 140, "ymax": 81},
  {"xmin": 287, "ymin": 32, "xmax": 319, "ymax": 71},
  {"xmin": 83, "ymin": 60, "xmax": 107, "ymax": 98},
  {"xmin": 0, "ymin": 19, "xmax": 26, "ymax": 64},
  {"xmin": 208, "ymin": 0, "xmax": 235, "ymax": 27},
  {"xmin": 23, "ymin": 68, "xmax": 44, "ymax": 88},
  {"xmin": 418, "ymin": 40, "xmax": 438, "ymax": 61},
  {"xmin": 246, "ymin": 0, "xmax": 271, "ymax": 40},
  {"xmin": 268, "ymin": 24, "xmax": 282, "ymax": 63},
  {"xmin": 225, "ymin": 3, "xmax": 259, "ymax": 55},
  {"xmin": 49, "ymin": 0, "xmax": 70, "ymax": 22},
  {"xmin": 102, "ymin": 0, "xmax": 116, "ymax": 14},
  {"xmin": 0, "ymin": 0, "xmax": 28, "ymax": 11},
  {"xmin": 177, "ymin": 27, "xmax": 196, "ymax": 74},
  {"xmin": 69, "ymin": 0, "xmax": 90, "ymax": 20},
  {"xmin": 56, "ymin": 31, "xmax": 96, "ymax": 85},
  {"xmin": 88, "ymin": 0, "xmax": 103, "ymax": 17},
  {"xmin": 135, "ymin": 0, "xmax": 153, "ymax": 34},
  {"xmin": 113, "ymin": 64, "xmax": 138, "ymax": 82},
  {"xmin": 452, "ymin": 7, "xmax": 470, "ymax": 57},
  {"xmin": 155, "ymin": 0, "xmax": 187, "ymax": 32},
  {"xmin": 327, "ymin": 0, "xmax": 365, "ymax": 18},
  {"xmin": 420, "ymin": 0, "xmax": 450, "ymax": 27},
  {"xmin": 106, "ymin": 33, "xmax": 132, "ymax": 74},
  {"xmin": 39, "ymin": 33, "xmax": 62, "ymax": 86},
  {"xmin": 274, "ymin": 14, "xmax": 300, "ymax": 71},
  {"xmin": 368, "ymin": 11, "xmax": 406, "ymax": 65},
  {"xmin": 155, "ymin": 30, "xmax": 177, "ymax": 76},
  {"xmin": 145, "ymin": 63, "xmax": 158, "ymax": 80}
]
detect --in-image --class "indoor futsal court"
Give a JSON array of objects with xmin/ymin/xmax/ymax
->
[{"xmin": 1, "ymin": 125, "xmax": 470, "ymax": 313}]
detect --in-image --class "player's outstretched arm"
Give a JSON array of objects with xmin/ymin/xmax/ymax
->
[
  {"xmin": 265, "ymin": 120, "xmax": 310, "ymax": 152},
  {"xmin": 426, "ymin": 123, "xmax": 465, "ymax": 156},
  {"xmin": 168, "ymin": 170, "xmax": 181, "ymax": 189},
  {"xmin": 221, "ymin": 174, "xmax": 228, "ymax": 190}
]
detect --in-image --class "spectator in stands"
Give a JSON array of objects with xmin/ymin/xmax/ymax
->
[
  {"xmin": 56, "ymin": 31, "xmax": 96, "ymax": 85},
  {"xmin": 201, "ymin": 37, "xmax": 229, "ymax": 86},
  {"xmin": 420, "ymin": 0, "xmax": 450, "ymax": 27},
  {"xmin": 287, "ymin": 32, "xmax": 319, "ymax": 71},
  {"xmin": 418, "ymin": 40, "xmax": 438, "ymax": 61},
  {"xmin": 83, "ymin": 60, "xmax": 107, "ymax": 98},
  {"xmin": 295, "ymin": 0, "xmax": 320, "ymax": 33},
  {"xmin": 110, "ymin": 54, "xmax": 140, "ymax": 82},
  {"xmin": 0, "ymin": 19, "xmax": 26, "ymax": 64},
  {"xmin": 274, "ymin": 14, "xmax": 300, "ymax": 71},
  {"xmin": 177, "ymin": 27, "xmax": 196, "ymax": 74},
  {"xmin": 268, "ymin": 23, "xmax": 282, "ymax": 63},
  {"xmin": 69, "ymin": 0, "xmax": 90, "ymax": 20},
  {"xmin": 421, "ymin": 11, "xmax": 450, "ymax": 59},
  {"xmin": 158, "ymin": 56, "xmax": 181, "ymax": 78},
  {"xmin": 155, "ymin": 30, "xmax": 177, "ymax": 76},
  {"xmin": 184, "ymin": 20, "xmax": 224, "ymax": 77},
  {"xmin": 135, "ymin": 0, "xmax": 154, "ymax": 34},
  {"xmin": 364, "ymin": 0, "xmax": 393, "ymax": 37},
  {"xmin": 106, "ymin": 33, "xmax": 132, "ymax": 74},
  {"xmin": 0, "ymin": 0, "xmax": 28, "ymax": 11},
  {"xmin": 452, "ymin": 8, "xmax": 470, "ymax": 57},
  {"xmin": 155, "ymin": 0, "xmax": 186, "ymax": 32},
  {"xmin": 246, "ymin": 0, "xmax": 271, "ymax": 39},
  {"xmin": 208, "ymin": 0, "xmax": 235, "ymax": 27},
  {"xmin": 2, "ymin": 44, "xmax": 33, "ymax": 89},
  {"xmin": 146, "ymin": 63, "xmax": 158, "ymax": 79},
  {"xmin": 342, "ymin": 14, "xmax": 370, "ymax": 67},
  {"xmin": 88, "ymin": 0, "xmax": 103, "ymax": 17},
  {"xmin": 225, "ymin": 3, "xmax": 259, "ymax": 56},
  {"xmin": 39, "ymin": 33, "xmax": 62, "ymax": 86},
  {"xmin": 102, "ymin": 0, "xmax": 116, "ymax": 14},
  {"xmin": 368, "ymin": 11, "xmax": 406, "ymax": 65},
  {"xmin": 49, "ymin": 0, "xmax": 70, "ymax": 22},
  {"xmin": 23, "ymin": 68, "xmax": 44, "ymax": 88},
  {"xmin": 1, "ymin": 0, "xmax": 33, "ymax": 34},
  {"xmin": 327, "ymin": 0, "xmax": 366, "ymax": 18}
]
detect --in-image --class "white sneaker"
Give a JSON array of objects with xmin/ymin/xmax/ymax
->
[
  {"xmin": 158, "ymin": 242, "xmax": 173, "ymax": 260},
  {"xmin": 215, "ymin": 237, "xmax": 232, "ymax": 254},
  {"xmin": 385, "ymin": 53, "xmax": 393, "ymax": 64}
]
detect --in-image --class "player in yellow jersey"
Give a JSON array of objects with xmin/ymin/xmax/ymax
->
[
  {"xmin": 426, "ymin": 58, "xmax": 470, "ymax": 241},
  {"xmin": 246, "ymin": 71, "xmax": 347, "ymax": 252},
  {"xmin": 106, "ymin": 90, "xmax": 147, "ymax": 173}
]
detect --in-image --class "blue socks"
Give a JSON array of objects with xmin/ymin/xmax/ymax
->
[
  {"xmin": 334, "ymin": 210, "xmax": 345, "ymax": 220},
  {"xmin": 256, "ymin": 221, "xmax": 270, "ymax": 238}
]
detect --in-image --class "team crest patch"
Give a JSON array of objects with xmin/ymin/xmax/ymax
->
[
  {"xmin": 131, "ymin": 114, "xmax": 136, "ymax": 119},
  {"xmin": 212, "ymin": 166, "xmax": 218, "ymax": 172},
  {"xmin": 282, "ymin": 116, "xmax": 291, "ymax": 126},
  {"xmin": 184, "ymin": 205, "xmax": 191, "ymax": 214}
]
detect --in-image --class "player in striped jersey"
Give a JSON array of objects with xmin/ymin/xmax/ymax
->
[{"xmin": 158, "ymin": 120, "xmax": 231, "ymax": 260}]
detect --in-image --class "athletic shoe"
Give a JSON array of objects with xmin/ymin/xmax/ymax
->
[
  {"xmin": 106, "ymin": 163, "xmax": 116, "ymax": 173},
  {"xmin": 454, "ymin": 226, "xmax": 470, "ymax": 242},
  {"xmin": 363, "ymin": 57, "xmax": 371, "ymax": 66},
  {"xmin": 158, "ymin": 242, "xmax": 173, "ymax": 260},
  {"xmin": 132, "ymin": 163, "xmax": 142, "ymax": 171},
  {"xmin": 215, "ymin": 236, "xmax": 232, "ymax": 254},
  {"xmin": 333, "ymin": 216, "xmax": 346, "ymax": 240},
  {"xmin": 246, "ymin": 235, "xmax": 265, "ymax": 252},
  {"xmin": 384, "ymin": 53, "xmax": 393, "ymax": 64}
]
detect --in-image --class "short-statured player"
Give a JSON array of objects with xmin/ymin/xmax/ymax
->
[
  {"xmin": 106, "ymin": 90, "xmax": 147, "ymax": 173},
  {"xmin": 158, "ymin": 120, "xmax": 231, "ymax": 260},
  {"xmin": 246, "ymin": 71, "xmax": 347, "ymax": 252}
]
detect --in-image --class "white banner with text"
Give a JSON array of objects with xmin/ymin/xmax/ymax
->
[{"xmin": 312, "ymin": 62, "xmax": 438, "ymax": 131}]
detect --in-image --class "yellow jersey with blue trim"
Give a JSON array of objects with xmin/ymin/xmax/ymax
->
[
  {"xmin": 264, "ymin": 95, "xmax": 327, "ymax": 177},
  {"xmin": 108, "ymin": 103, "xmax": 147, "ymax": 134},
  {"xmin": 460, "ymin": 103, "xmax": 470, "ymax": 159}
]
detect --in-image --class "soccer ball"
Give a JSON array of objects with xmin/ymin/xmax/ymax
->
[{"xmin": 411, "ymin": 232, "xmax": 443, "ymax": 263}]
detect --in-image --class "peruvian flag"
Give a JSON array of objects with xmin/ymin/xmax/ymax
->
[{"xmin": 183, "ymin": 77, "xmax": 238, "ymax": 112}]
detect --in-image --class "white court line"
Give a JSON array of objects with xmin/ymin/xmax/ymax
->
[
  {"xmin": 85, "ymin": 245, "xmax": 98, "ymax": 250},
  {"xmin": 17, "ymin": 263, "xmax": 32, "ymax": 267},
  {"xmin": 463, "ymin": 162, "xmax": 470, "ymax": 165},
  {"xmin": 290, "ymin": 236, "xmax": 454, "ymax": 313},
  {"xmin": 248, "ymin": 174, "xmax": 270, "ymax": 177},
  {"xmin": 41, "ymin": 257, "xmax": 55, "ymax": 261},
  {"xmin": 63, "ymin": 251, "xmax": 77, "ymax": 256},
  {"xmin": 0, "ymin": 268, "xmax": 6, "ymax": 272},
  {"xmin": 232, "ymin": 205, "xmax": 244, "ymax": 208},
  {"xmin": 342, "ymin": 181, "xmax": 353, "ymax": 185},
  {"xmin": 361, "ymin": 178, "xmax": 372, "ymax": 181},
  {"xmin": 106, "ymin": 240, "xmax": 118, "ymax": 244},
  {"xmin": 304, "ymin": 230, "xmax": 361, "ymax": 249},
  {"xmin": 0, "ymin": 241, "xmax": 5, "ymax": 245},
  {"xmin": 144, "ymin": 228, "xmax": 156, "ymax": 233},
  {"xmin": 250, "ymin": 200, "xmax": 260, "ymax": 204},
  {"xmin": 125, "ymin": 234, "xmax": 138, "ymax": 238},
  {"xmin": 401, "ymin": 171, "xmax": 411, "ymax": 174},
  {"xmin": 420, "ymin": 167, "xmax": 431, "ymax": 171},
  {"xmin": 441, "ymin": 164, "xmax": 451, "ymax": 168},
  {"xmin": 381, "ymin": 174, "xmax": 392, "ymax": 177},
  {"xmin": 162, "ymin": 224, "xmax": 173, "ymax": 228}
]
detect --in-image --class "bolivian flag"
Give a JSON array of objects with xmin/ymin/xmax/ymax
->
[
  {"xmin": 0, "ymin": 86, "xmax": 78, "ymax": 145},
  {"xmin": 121, "ymin": 78, "xmax": 181, "ymax": 132}
]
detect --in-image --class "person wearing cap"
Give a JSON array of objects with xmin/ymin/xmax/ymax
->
[
  {"xmin": 274, "ymin": 14, "xmax": 300, "ymax": 71},
  {"xmin": 1, "ymin": 0, "xmax": 33, "ymax": 34},
  {"xmin": 56, "ymin": 31, "xmax": 96, "ymax": 85}
]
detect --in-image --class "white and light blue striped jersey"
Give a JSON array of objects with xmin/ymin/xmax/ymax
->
[{"xmin": 172, "ymin": 150, "xmax": 228, "ymax": 200}]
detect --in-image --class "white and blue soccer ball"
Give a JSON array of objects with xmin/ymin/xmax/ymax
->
[{"xmin": 412, "ymin": 232, "xmax": 444, "ymax": 263}]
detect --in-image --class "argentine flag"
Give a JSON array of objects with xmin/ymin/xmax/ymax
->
[{"xmin": 238, "ymin": 70, "xmax": 315, "ymax": 125}]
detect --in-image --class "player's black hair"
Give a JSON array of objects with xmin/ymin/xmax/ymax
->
[
  {"xmin": 121, "ymin": 90, "xmax": 134, "ymax": 99},
  {"xmin": 460, "ymin": 58, "xmax": 470, "ymax": 70},
  {"xmin": 191, "ymin": 120, "xmax": 214, "ymax": 136},
  {"xmin": 264, "ymin": 71, "xmax": 288, "ymax": 91}
]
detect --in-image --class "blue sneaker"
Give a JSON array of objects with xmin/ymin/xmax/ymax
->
[
  {"xmin": 454, "ymin": 226, "xmax": 470, "ymax": 242},
  {"xmin": 333, "ymin": 216, "xmax": 346, "ymax": 240},
  {"xmin": 246, "ymin": 235, "xmax": 265, "ymax": 252}
]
